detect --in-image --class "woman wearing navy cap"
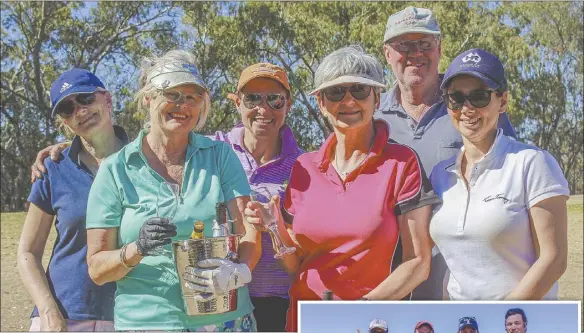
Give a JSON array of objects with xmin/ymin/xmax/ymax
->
[
  {"xmin": 17, "ymin": 68, "xmax": 126, "ymax": 331},
  {"xmin": 430, "ymin": 48, "xmax": 569, "ymax": 300}
]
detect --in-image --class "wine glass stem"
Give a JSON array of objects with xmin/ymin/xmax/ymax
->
[{"xmin": 267, "ymin": 223, "xmax": 287, "ymax": 251}]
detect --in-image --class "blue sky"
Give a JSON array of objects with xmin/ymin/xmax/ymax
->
[{"xmin": 299, "ymin": 301, "xmax": 581, "ymax": 333}]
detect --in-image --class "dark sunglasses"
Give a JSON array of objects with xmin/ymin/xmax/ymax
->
[
  {"xmin": 322, "ymin": 84, "xmax": 372, "ymax": 102},
  {"xmin": 55, "ymin": 92, "xmax": 98, "ymax": 118},
  {"xmin": 443, "ymin": 89, "xmax": 497, "ymax": 111},
  {"xmin": 242, "ymin": 93, "xmax": 287, "ymax": 110}
]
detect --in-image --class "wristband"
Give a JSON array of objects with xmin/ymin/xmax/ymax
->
[{"xmin": 120, "ymin": 243, "xmax": 137, "ymax": 269}]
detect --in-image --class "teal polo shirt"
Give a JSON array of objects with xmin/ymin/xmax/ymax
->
[{"xmin": 86, "ymin": 129, "xmax": 252, "ymax": 331}]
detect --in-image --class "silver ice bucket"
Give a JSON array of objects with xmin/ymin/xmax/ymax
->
[{"xmin": 172, "ymin": 235, "xmax": 241, "ymax": 316}]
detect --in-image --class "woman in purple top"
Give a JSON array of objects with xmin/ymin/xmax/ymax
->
[{"xmin": 213, "ymin": 63, "xmax": 303, "ymax": 332}]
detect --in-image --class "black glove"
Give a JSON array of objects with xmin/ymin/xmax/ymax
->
[{"xmin": 135, "ymin": 217, "xmax": 177, "ymax": 256}]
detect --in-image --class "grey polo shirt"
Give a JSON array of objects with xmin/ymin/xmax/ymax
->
[{"xmin": 374, "ymin": 82, "xmax": 517, "ymax": 177}]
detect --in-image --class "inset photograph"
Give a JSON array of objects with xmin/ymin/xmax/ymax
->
[{"xmin": 298, "ymin": 301, "xmax": 581, "ymax": 333}]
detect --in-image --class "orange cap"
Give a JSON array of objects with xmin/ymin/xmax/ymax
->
[{"xmin": 235, "ymin": 62, "xmax": 290, "ymax": 93}]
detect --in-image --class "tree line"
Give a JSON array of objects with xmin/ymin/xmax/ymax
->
[{"xmin": 1, "ymin": 1, "xmax": 582, "ymax": 212}]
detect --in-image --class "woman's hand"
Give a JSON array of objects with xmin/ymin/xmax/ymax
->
[
  {"xmin": 244, "ymin": 199, "xmax": 277, "ymax": 232},
  {"xmin": 182, "ymin": 258, "xmax": 252, "ymax": 298},
  {"xmin": 39, "ymin": 309, "xmax": 67, "ymax": 331},
  {"xmin": 135, "ymin": 217, "xmax": 177, "ymax": 256},
  {"xmin": 30, "ymin": 142, "xmax": 70, "ymax": 183}
]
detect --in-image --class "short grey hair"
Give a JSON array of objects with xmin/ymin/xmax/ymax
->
[
  {"xmin": 134, "ymin": 49, "xmax": 211, "ymax": 131},
  {"xmin": 313, "ymin": 45, "xmax": 385, "ymax": 91}
]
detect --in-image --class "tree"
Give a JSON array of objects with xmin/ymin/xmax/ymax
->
[
  {"xmin": 1, "ymin": 1, "xmax": 180, "ymax": 211},
  {"xmin": 1, "ymin": 2, "xmax": 582, "ymax": 212}
]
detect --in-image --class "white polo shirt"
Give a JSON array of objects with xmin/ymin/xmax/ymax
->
[{"xmin": 429, "ymin": 130, "xmax": 569, "ymax": 300}]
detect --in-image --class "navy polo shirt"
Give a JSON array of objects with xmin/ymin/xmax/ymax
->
[
  {"xmin": 375, "ymin": 80, "xmax": 517, "ymax": 176},
  {"xmin": 27, "ymin": 126, "xmax": 128, "ymax": 320}
]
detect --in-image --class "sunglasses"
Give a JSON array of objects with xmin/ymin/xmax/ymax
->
[
  {"xmin": 241, "ymin": 93, "xmax": 287, "ymax": 110},
  {"xmin": 389, "ymin": 38, "xmax": 437, "ymax": 52},
  {"xmin": 322, "ymin": 84, "xmax": 372, "ymax": 102},
  {"xmin": 162, "ymin": 90, "xmax": 204, "ymax": 107},
  {"xmin": 55, "ymin": 92, "xmax": 99, "ymax": 118},
  {"xmin": 443, "ymin": 90, "xmax": 497, "ymax": 111}
]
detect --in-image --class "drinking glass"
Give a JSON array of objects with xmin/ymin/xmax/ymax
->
[
  {"xmin": 154, "ymin": 181, "xmax": 180, "ymax": 256},
  {"xmin": 249, "ymin": 187, "xmax": 296, "ymax": 259}
]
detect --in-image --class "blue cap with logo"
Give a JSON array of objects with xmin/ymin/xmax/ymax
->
[
  {"xmin": 50, "ymin": 68, "xmax": 105, "ymax": 117},
  {"xmin": 440, "ymin": 48, "xmax": 507, "ymax": 92},
  {"xmin": 458, "ymin": 316, "xmax": 479, "ymax": 331},
  {"xmin": 383, "ymin": 6, "xmax": 441, "ymax": 43}
]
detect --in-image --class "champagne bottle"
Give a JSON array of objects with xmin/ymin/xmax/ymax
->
[
  {"xmin": 190, "ymin": 220, "xmax": 205, "ymax": 239},
  {"xmin": 212, "ymin": 202, "xmax": 230, "ymax": 237},
  {"xmin": 323, "ymin": 290, "xmax": 333, "ymax": 300}
]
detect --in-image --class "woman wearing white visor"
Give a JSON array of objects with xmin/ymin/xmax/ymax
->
[{"xmin": 85, "ymin": 50, "xmax": 260, "ymax": 331}]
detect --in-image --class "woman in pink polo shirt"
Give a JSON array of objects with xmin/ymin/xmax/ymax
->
[{"xmin": 245, "ymin": 45, "xmax": 440, "ymax": 332}]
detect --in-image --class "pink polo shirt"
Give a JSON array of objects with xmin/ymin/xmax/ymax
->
[{"xmin": 283, "ymin": 120, "xmax": 439, "ymax": 332}]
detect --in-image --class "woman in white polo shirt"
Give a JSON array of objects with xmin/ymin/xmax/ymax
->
[{"xmin": 430, "ymin": 48, "xmax": 569, "ymax": 300}]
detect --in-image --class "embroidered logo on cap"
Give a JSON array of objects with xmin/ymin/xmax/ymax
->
[
  {"xmin": 462, "ymin": 52, "xmax": 482, "ymax": 64},
  {"xmin": 461, "ymin": 318, "xmax": 473, "ymax": 325},
  {"xmin": 60, "ymin": 82, "xmax": 72, "ymax": 93},
  {"xmin": 251, "ymin": 65, "xmax": 277, "ymax": 74}
]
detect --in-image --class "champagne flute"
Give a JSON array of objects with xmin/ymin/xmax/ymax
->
[
  {"xmin": 249, "ymin": 187, "xmax": 296, "ymax": 259},
  {"xmin": 154, "ymin": 181, "xmax": 180, "ymax": 256}
]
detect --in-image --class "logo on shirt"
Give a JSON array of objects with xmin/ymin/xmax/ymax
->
[{"xmin": 483, "ymin": 193, "xmax": 510, "ymax": 204}]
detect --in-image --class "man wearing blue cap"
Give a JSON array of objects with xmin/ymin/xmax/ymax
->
[
  {"xmin": 374, "ymin": 6, "xmax": 517, "ymax": 301},
  {"xmin": 18, "ymin": 68, "xmax": 127, "ymax": 331},
  {"xmin": 458, "ymin": 316, "xmax": 479, "ymax": 333}
]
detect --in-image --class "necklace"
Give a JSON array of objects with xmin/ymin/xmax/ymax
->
[
  {"xmin": 334, "ymin": 155, "xmax": 367, "ymax": 177},
  {"xmin": 333, "ymin": 140, "xmax": 375, "ymax": 178}
]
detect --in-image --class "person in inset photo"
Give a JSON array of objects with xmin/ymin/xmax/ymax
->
[
  {"xmin": 458, "ymin": 316, "xmax": 479, "ymax": 333},
  {"xmin": 414, "ymin": 320, "xmax": 434, "ymax": 333},
  {"xmin": 369, "ymin": 318, "xmax": 389, "ymax": 333},
  {"xmin": 505, "ymin": 308, "xmax": 527, "ymax": 333}
]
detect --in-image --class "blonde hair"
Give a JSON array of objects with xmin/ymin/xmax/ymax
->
[
  {"xmin": 55, "ymin": 115, "xmax": 75, "ymax": 139},
  {"xmin": 134, "ymin": 50, "xmax": 211, "ymax": 131}
]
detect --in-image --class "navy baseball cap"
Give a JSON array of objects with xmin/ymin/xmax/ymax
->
[
  {"xmin": 458, "ymin": 316, "xmax": 479, "ymax": 331},
  {"xmin": 440, "ymin": 48, "xmax": 507, "ymax": 92},
  {"xmin": 50, "ymin": 68, "xmax": 105, "ymax": 117}
]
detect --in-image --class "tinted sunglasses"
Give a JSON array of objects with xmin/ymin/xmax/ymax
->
[
  {"xmin": 242, "ymin": 93, "xmax": 287, "ymax": 110},
  {"xmin": 162, "ymin": 90, "xmax": 204, "ymax": 107},
  {"xmin": 55, "ymin": 92, "xmax": 98, "ymax": 118},
  {"xmin": 389, "ymin": 38, "xmax": 437, "ymax": 52},
  {"xmin": 443, "ymin": 89, "xmax": 497, "ymax": 111},
  {"xmin": 322, "ymin": 84, "xmax": 372, "ymax": 102}
]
